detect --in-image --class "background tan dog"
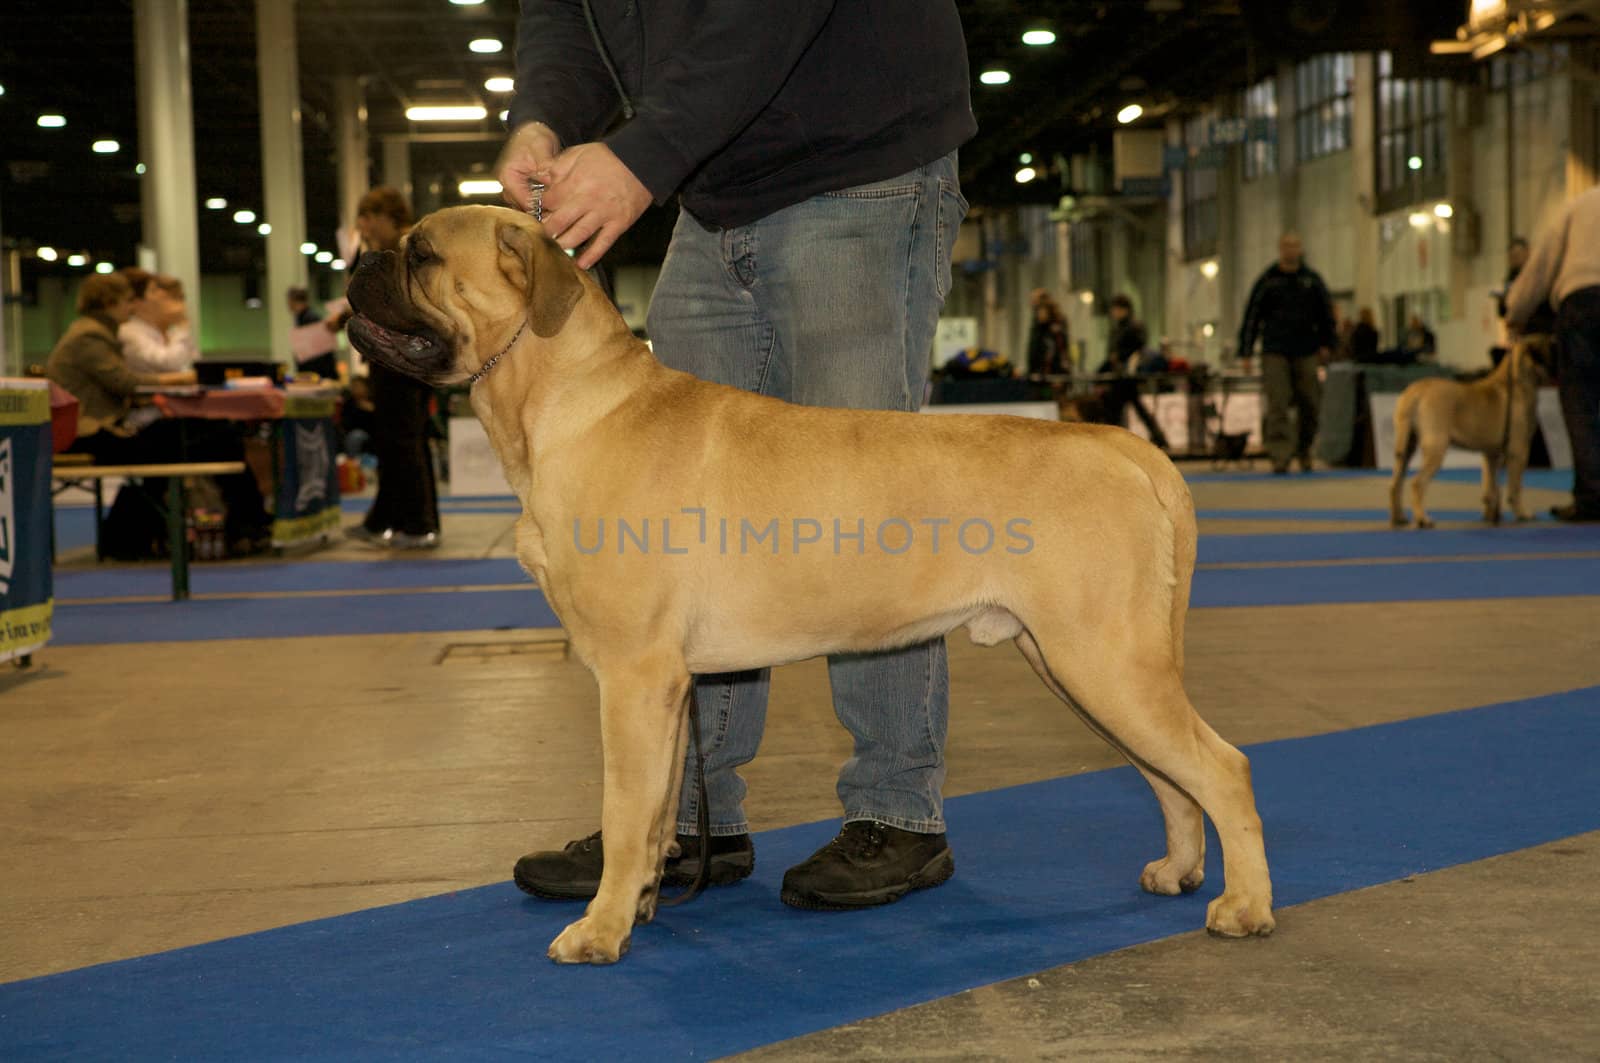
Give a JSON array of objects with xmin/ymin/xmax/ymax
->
[
  {"xmin": 1389, "ymin": 338, "xmax": 1550, "ymax": 529},
  {"xmin": 346, "ymin": 205, "xmax": 1275, "ymax": 965}
]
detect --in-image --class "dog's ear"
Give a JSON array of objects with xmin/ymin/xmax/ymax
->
[{"xmin": 497, "ymin": 221, "xmax": 584, "ymax": 338}]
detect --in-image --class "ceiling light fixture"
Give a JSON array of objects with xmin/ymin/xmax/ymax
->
[
  {"xmin": 459, "ymin": 179, "xmax": 503, "ymax": 196},
  {"xmin": 979, "ymin": 69, "xmax": 1011, "ymax": 86},
  {"xmin": 1117, "ymin": 103, "xmax": 1144, "ymax": 124},
  {"xmin": 484, "ymin": 76, "xmax": 514, "ymax": 93},
  {"xmin": 257, "ymin": 222, "xmax": 272, "ymax": 235},
  {"xmin": 37, "ymin": 247, "xmax": 58, "ymax": 262},
  {"xmin": 37, "ymin": 114, "xmax": 66, "ymax": 128},
  {"xmin": 449, "ymin": 0, "xmax": 486, "ymax": 5},
  {"xmin": 95, "ymin": 262, "xmax": 114, "ymax": 274},
  {"xmin": 92, "ymin": 139, "xmax": 119, "ymax": 154},
  {"xmin": 1408, "ymin": 211, "xmax": 1431, "ymax": 229},
  {"xmin": 468, "ymin": 38, "xmax": 503, "ymax": 54},
  {"xmin": 1200, "ymin": 259, "xmax": 1220, "ymax": 280},
  {"xmin": 1407, "ymin": 155, "xmax": 1423, "ymax": 171},
  {"xmin": 331, "ymin": 259, "xmax": 348, "ymax": 271},
  {"xmin": 1433, "ymin": 202, "xmax": 1454, "ymax": 219},
  {"xmin": 206, "ymin": 197, "xmax": 227, "ymax": 210},
  {"xmin": 1021, "ymin": 29, "xmax": 1056, "ymax": 45},
  {"xmin": 135, "ymin": 163, "xmax": 146, "ymax": 175},
  {"xmin": 233, "ymin": 209, "xmax": 257, "ymax": 224},
  {"xmin": 315, "ymin": 251, "xmax": 333, "ymax": 264},
  {"xmin": 1079, "ymin": 291, "xmax": 1094, "ymax": 305},
  {"xmin": 406, "ymin": 105, "xmax": 488, "ymax": 121},
  {"xmin": 1019, "ymin": 152, "xmax": 1033, "ymax": 164},
  {"xmin": 300, "ymin": 242, "xmax": 318, "ymax": 255},
  {"xmin": 1015, "ymin": 167, "xmax": 1037, "ymax": 183},
  {"xmin": 67, "ymin": 254, "xmax": 88, "ymax": 267}
]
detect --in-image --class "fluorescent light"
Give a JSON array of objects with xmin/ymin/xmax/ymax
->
[
  {"xmin": 484, "ymin": 76, "xmax": 514, "ymax": 93},
  {"xmin": 979, "ymin": 69, "xmax": 1010, "ymax": 86},
  {"xmin": 468, "ymin": 38, "xmax": 503, "ymax": 54},
  {"xmin": 1409, "ymin": 212, "xmax": 1431, "ymax": 229},
  {"xmin": 37, "ymin": 114, "xmax": 66, "ymax": 128},
  {"xmin": 257, "ymin": 222, "xmax": 272, "ymax": 235},
  {"xmin": 1200, "ymin": 259, "xmax": 1220, "ymax": 280},
  {"xmin": 450, "ymin": 0, "xmax": 485, "ymax": 4},
  {"xmin": 331, "ymin": 259, "xmax": 347, "ymax": 271},
  {"xmin": 406, "ymin": 105, "xmax": 488, "ymax": 121},
  {"xmin": 300, "ymin": 242, "xmax": 318, "ymax": 255},
  {"xmin": 1022, "ymin": 29, "xmax": 1056, "ymax": 46},
  {"xmin": 458, "ymin": 178, "xmax": 503, "ymax": 196},
  {"xmin": 206, "ymin": 197, "xmax": 228, "ymax": 210},
  {"xmin": 1407, "ymin": 155, "xmax": 1423, "ymax": 171},
  {"xmin": 95, "ymin": 262, "xmax": 114, "ymax": 274},
  {"xmin": 1433, "ymin": 202, "xmax": 1454, "ymax": 219},
  {"xmin": 67, "ymin": 254, "xmax": 88, "ymax": 267},
  {"xmin": 1015, "ymin": 167, "xmax": 1037, "ymax": 184},
  {"xmin": 1117, "ymin": 103, "xmax": 1144, "ymax": 124},
  {"xmin": 37, "ymin": 247, "xmax": 58, "ymax": 262},
  {"xmin": 315, "ymin": 251, "xmax": 333, "ymax": 263},
  {"xmin": 234, "ymin": 209, "xmax": 256, "ymax": 223},
  {"xmin": 92, "ymin": 139, "xmax": 119, "ymax": 154}
]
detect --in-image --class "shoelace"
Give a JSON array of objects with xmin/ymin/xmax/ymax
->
[{"xmin": 833, "ymin": 821, "xmax": 888, "ymax": 859}]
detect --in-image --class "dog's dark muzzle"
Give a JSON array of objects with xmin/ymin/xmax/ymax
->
[{"xmin": 346, "ymin": 251, "xmax": 454, "ymax": 382}]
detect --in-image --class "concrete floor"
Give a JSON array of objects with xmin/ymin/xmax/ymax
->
[{"xmin": 5, "ymin": 468, "xmax": 1599, "ymax": 1058}]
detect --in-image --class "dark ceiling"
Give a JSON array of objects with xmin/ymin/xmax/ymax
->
[{"xmin": 1, "ymin": 0, "xmax": 1478, "ymax": 285}]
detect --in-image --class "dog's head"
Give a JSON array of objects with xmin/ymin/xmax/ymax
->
[{"xmin": 346, "ymin": 205, "xmax": 584, "ymax": 387}]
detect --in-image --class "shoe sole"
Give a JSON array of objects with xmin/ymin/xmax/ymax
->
[
  {"xmin": 512, "ymin": 852, "xmax": 754, "ymax": 901},
  {"xmin": 779, "ymin": 847, "xmax": 955, "ymax": 911}
]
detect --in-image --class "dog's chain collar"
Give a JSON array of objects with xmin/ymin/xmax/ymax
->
[
  {"xmin": 527, "ymin": 178, "xmax": 546, "ymax": 222},
  {"xmin": 466, "ymin": 317, "xmax": 529, "ymax": 386}
]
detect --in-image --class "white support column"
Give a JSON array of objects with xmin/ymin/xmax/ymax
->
[
  {"xmin": 1351, "ymin": 54, "xmax": 1379, "ymax": 316},
  {"xmin": 256, "ymin": 0, "xmax": 308, "ymax": 366},
  {"xmin": 333, "ymin": 77, "xmax": 370, "ymax": 256},
  {"xmin": 134, "ymin": 0, "xmax": 202, "ymax": 341},
  {"xmin": 382, "ymin": 137, "xmax": 413, "ymax": 205}
]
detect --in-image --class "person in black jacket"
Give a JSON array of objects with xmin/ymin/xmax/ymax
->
[
  {"xmin": 497, "ymin": 1, "xmax": 975, "ymax": 912},
  {"xmin": 1096, "ymin": 294, "xmax": 1169, "ymax": 449},
  {"xmin": 1237, "ymin": 232, "xmax": 1336, "ymax": 473}
]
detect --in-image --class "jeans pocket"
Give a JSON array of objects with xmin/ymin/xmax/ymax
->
[{"xmin": 934, "ymin": 177, "xmax": 969, "ymax": 302}]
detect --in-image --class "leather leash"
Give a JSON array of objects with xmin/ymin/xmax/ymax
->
[{"xmin": 658, "ymin": 686, "xmax": 711, "ymax": 907}]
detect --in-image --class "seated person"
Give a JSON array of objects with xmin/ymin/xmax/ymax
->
[
  {"xmin": 118, "ymin": 268, "xmax": 197, "ymax": 374},
  {"xmin": 1401, "ymin": 314, "xmax": 1437, "ymax": 363},
  {"xmin": 1349, "ymin": 307, "xmax": 1381, "ymax": 364},
  {"xmin": 46, "ymin": 273, "xmax": 271, "ymax": 557}
]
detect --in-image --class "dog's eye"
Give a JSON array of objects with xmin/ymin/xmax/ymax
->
[{"xmin": 408, "ymin": 242, "xmax": 434, "ymax": 267}]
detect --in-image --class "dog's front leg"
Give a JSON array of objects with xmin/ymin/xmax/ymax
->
[
  {"xmin": 548, "ymin": 657, "xmax": 691, "ymax": 965},
  {"xmin": 1481, "ymin": 452, "xmax": 1503, "ymax": 524}
]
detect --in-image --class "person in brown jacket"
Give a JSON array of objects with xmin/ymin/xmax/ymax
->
[{"xmin": 46, "ymin": 272, "xmax": 271, "ymax": 554}]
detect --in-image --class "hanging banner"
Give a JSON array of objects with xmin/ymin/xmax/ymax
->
[
  {"xmin": 0, "ymin": 380, "xmax": 54, "ymax": 664},
  {"xmin": 272, "ymin": 393, "xmax": 342, "ymax": 547}
]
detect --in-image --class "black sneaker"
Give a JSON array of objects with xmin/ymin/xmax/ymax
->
[
  {"xmin": 512, "ymin": 830, "xmax": 754, "ymax": 901},
  {"xmin": 780, "ymin": 821, "xmax": 954, "ymax": 910},
  {"xmin": 1551, "ymin": 503, "xmax": 1600, "ymax": 523}
]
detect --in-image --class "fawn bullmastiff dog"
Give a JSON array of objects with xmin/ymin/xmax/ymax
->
[
  {"xmin": 345, "ymin": 205, "xmax": 1274, "ymax": 965},
  {"xmin": 1389, "ymin": 338, "xmax": 1550, "ymax": 528}
]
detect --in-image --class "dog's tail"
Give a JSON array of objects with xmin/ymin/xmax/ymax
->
[{"xmin": 1393, "ymin": 391, "xmax": 1420, "ymax": 473}]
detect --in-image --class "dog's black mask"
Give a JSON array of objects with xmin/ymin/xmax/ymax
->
[{"xmin": 346, "ymin": 247, "xmax": 455, "ymax": 384}]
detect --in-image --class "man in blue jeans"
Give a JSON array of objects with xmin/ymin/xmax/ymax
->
[{"xmin": 495, "ymin": 1, "xmax": 975, "ymax": 908}]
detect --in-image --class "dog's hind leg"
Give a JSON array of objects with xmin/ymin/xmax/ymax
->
[
  {"xmin": 1481, "ymin": 451, "xmax": 1503, "ymax": 524},
  {"xmin": 548, "ymin": 654, "xmax": 690, "ymax": 965},
  {"xmin": 1390, "ymin": 397, "xmax": 1419, "ymax": 526},
  {"xmin": 1409, "ymin": 440, "xmax": 1447, "ymax": 529},
  {"xmin": 1021, "ymin": 633, "xmax": 1273, "ymax": 937},
  {"xmin": 1506, "ymin": 426, "xmax": 1535, "ymax": 521},
  {"xmin": 1016, "ymin": 632, "xmax": 1205, "ymax": 894}
]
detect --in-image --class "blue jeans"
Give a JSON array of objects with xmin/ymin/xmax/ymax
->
[{"xmin": 646, "ymin": 152, "xmax": 967, "ymax": 837}]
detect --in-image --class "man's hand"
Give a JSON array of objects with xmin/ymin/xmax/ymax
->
[
  {"xmin": 540, "ymin": 143, "xmax": 653, "ymax": 270},
  {"xmin": 494, "ymin": 123, "xmax": 562, "ymax": 212}
]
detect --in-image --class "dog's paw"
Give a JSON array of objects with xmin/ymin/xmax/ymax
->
[
  {"xmin": 636, "ymin": 883, "xmax": 660, "ymax": 925},
  {"xmin": 1205, "ymin": 892, "xmax": 1275, "ymax": 938},
  {"xmin": 1140, "ymin": 856, "xmax": 1205, "ymax": 896},
  {"xmin": 1514, "ymin": 509, "xmax": 1535, "ymax": 523},
  {"xmin": 1415, "ymin": 517, "xmax": 1434, "ymax": 530},
  {"xmin": 548, "ymin": 915, "xmax": 631, "ymax": 965},
  {"xmin": 1483, "ymin": 509, "xmax": 1502, "ymax": 525}
]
